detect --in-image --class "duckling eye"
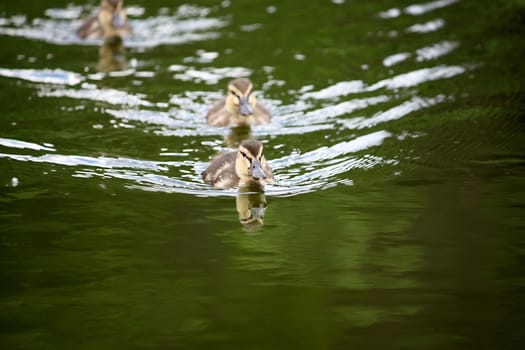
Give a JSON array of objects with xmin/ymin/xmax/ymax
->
[
  {"xmin": 240, "ymin": 151, "xmax": 252, "ymax": 163},
  {"xmin": 230, "ymin": 90, "xmax": 240, "ymax": 99}
]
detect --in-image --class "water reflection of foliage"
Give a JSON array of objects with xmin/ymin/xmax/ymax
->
[{"xmin": 224, "ymin": 185, "xmax": 425, "ymax": 327}]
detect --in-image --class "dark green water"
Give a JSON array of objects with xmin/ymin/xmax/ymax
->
[{"xmin": 1, "ymin": 0, "xmax": 525, "ymax": 349}]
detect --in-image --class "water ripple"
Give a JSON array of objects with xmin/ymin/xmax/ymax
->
[
  {"xmin": 286, "ymin": 96, "xmax": 390, "ymax": 126},
  {"xmin": 0, "ymin": 138, "xmax": 55, "ymax": 152},
  {"xmin": 272, "ymin": 131, "xmax": 392, "ymax": 168},
  {"xmin": 0, "ymin": 4, "xmax": 227, "ymax": 48},
  {"xmin": 0, "ymin": 68, "xmax": 83, "ymax": 85},
  {"xmin": 38, "ymin": 84, "xmax": 153, "ymax": 107},
  {"xmin": 301, "ymin": 81, "xmax": 366, "ymax": 100},
  {"xmin": 0, "ymin": 152, "xmax": 183, "ymax": 171},
  {"xmin": 127, "ymin": 16, "xmax": 226, "ymax": 48},
  {"xmin": 0, "ymin": 131, "xmax": 394, "ymax": 198},
  {"xmin": 339, "ymin": 95, "xmax": 448, "ymax": 130},
  {"xmin": 405, "ymin": 0, "xmax": 460, "ymax": 16},
  {"xmin": 368, "ymin": 65, "xmax": 465, "ymax": 90},
  {"xmin": 0, "ymin": 1, "xmax": 471, "ymax": 200},
  {"xmin": 379, "ymin": 0, "xmax": 460, "ymax": 18},
  {"xmin": 383, "ymin": 52, "xmax": 412, "ymax": 67},
  {"xmin": 406, "ymin": 18, "xmax": 446, "ymax": 33},
  {"xmin": 45, "ymin": 5, "xmax": 84, "ymax": 20},
  {"xmin": 169, "ymin": 65, "xmax": 252, "ymax": 85},
  {"xmin": 303, "ymin": 65, "xmax": 467, "ymax": 100},
  {"xmin": 415, "ymin": 41, "xmax": 459, "ymax": 62}
]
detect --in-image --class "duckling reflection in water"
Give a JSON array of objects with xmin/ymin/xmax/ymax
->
[
  {"xmin": 236, "ymin": 183, "xmax": 267, "ymax": 232},
  {"xmin": 207, "ymin": 78, "xmax": 271, "ymax": 127},
  {"xmin": 97, "ymin": 35, "xmax": 127, "ymax": 72},
  {"xmin": 225, "ymin": 125, "xmax": 252, "ymax": 148},
  {"xmin": 202, "ymin": 140, "xmax": 273, "ymax": 189},
  {"xmin": 77, "ymin": 0, "xmax": 132, "ymax": 40}
]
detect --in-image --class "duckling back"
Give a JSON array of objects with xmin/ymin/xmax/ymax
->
[
  {"xmin": 207, "ymin": 100, "xmax": 271, "ymax": 127},
  {"xmin": 202, "ymin": 151, "xmax": 239, "ymax": 189},
  {"xmin": 77, "ymin": 15, "xmax": 100, "ymax": 39}
]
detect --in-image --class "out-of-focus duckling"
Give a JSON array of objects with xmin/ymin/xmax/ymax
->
[
  {"xmin": 207, "ymin": 78, "xmax": 271, "ymax": 127},
  {"xmin": 77, "ymin": 0, "xmax": 132, "ymax": 39},
  {"xmin": 202, "ymin": 140, "xmax": 273, "ymax": 189}
]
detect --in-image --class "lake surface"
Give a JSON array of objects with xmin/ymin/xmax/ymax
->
[{"xmin": 1, "ymin": 0, "xmax": 525, "ymax": 349}]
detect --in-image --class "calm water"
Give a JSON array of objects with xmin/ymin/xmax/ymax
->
[{"xmin": 1, "ymin": 0, "xmax": 525, "ymax": 349}]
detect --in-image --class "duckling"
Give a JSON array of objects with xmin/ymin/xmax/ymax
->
[
  {"xmin": 202, "ymin": 140, "xmax": 273, "ymax": 189},
  {"xmin": 207, "ymin": 78, "xmax": 271, "ymax": 127},
  {"xmin": 77, "ymin": 0, "xmax": 132, "ymax": 40}
]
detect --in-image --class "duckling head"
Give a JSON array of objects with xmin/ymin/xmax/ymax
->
[
  {"xmin": 226, "ymin": 78, "xmax": 257, "ymax": 117},
  {"xmin": 100, "ymin": 0, "xmax": 127, "ymax": 31},
  {"xmin": 235, "ymin": 140, "xmax": 268, "ymax": 183}
]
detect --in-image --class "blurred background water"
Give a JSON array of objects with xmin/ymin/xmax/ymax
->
[{"xmin": 1, "ymin": 0, "xmax": 525, "ymax": 349}]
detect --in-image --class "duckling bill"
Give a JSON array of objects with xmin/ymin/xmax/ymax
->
[
  {"xmin": 202, "ymin": 140, "xmax": 273, "ymax": 189},
  {"xmin": 77, "ymin": 0, "xmax": 132, "ymax": 39},
  {"xmin": 207, "ymin": 78, "xmax": 271, "ymax": 127}
]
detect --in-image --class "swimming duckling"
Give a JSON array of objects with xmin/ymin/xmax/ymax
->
[
  {"xmin": 77, "ymin": 0, "xmax": 132, "ymax": 40},
  {"xmin": 202, "ymin": 140, "xmax": 273, "ymax": 189},
  {"xmin": 207, "ymin": 78, "xmax": 271, "ymax": 127}
]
